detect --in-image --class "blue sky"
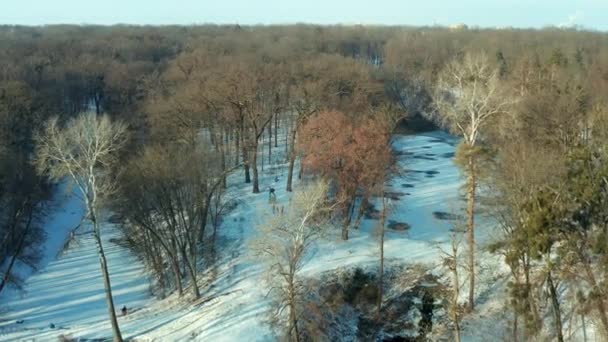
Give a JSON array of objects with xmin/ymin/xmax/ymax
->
[{"xmin": 1, "ymin": 0, "xmax": 607, "ymax": 30}]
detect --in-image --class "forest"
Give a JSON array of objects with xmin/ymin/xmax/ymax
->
[{"xmin": 1, "ymin": 24, "xmax": 608, "ymax": 341}]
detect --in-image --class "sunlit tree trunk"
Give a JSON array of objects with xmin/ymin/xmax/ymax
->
[
  {"xmin": 91, "ymin": 211, "xmax": 123, "ymax": 342},
  {"xmin": 466, "ymin": 151, "xmax": 476, "ymax": 312}
]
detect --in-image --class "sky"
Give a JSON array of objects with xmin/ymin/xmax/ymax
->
[{"xmin": 1, "ymin": 0, "xmax": 607, "ymax": 30}]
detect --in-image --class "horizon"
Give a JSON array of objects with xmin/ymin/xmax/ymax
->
[
  {"xmin": 2, "ymin": 0, "xmax": 607, "ymax": 31},
  {"xmin": 0, "ymin": 22, "xmax": 603, "ymax": 32}
]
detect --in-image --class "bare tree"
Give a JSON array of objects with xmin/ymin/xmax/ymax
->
[
  {"xmin": 252, "ymin": 180, "xmax": 332, "ymax": 341},
  {"xmin": 119, "ymin": 142, "xmax": 236, "ymax": 300},
  {"xmin": 439, "ymin": 232, "xmax": 464, "ymax": 342},
  {"xmin": 34, "ymin": 113, "xmax": 128, "ymax": 342},
  {"xmin": 217, "ymin": 57, "xmax": 275, "ymax": 193},
  {"xmin": 432, "ymin": 52, "xmax": 515, "ymax": 311},
  {"xmin": 285, "ymin": 58, "xmax": 324, "ymax": 192}
]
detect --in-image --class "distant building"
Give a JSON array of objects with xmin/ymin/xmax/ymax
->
[{"xmin": 449, "ymin": 23, "xmax": 468, "ymax": 31}]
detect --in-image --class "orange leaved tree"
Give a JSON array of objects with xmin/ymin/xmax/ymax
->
[{"xmin": 299, "ymin": 110, "xmax": 392, "ymax": 240}]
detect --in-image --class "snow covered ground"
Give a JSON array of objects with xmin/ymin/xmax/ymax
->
[
  {"xmin": 1, "ymin": 183, "xmax": 85, "ymax": 296},
  {"xmin": 0, "ymin": 198, "xmax": 152, "ymax": 340},
  {"xmin": 0, "ymin": 130, "xmax": 508, "ymax": 341}
]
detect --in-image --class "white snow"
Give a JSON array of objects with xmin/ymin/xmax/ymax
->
[
  {"xmin": 1, "ymin": 183, "xmax": 85, "ymax": 295},
  {"xmin": 0, "ymin": 216, "xmax": 152, "ymax": 340},
  {"xmin": 0, "ymin": 130, "xmax": 507, "ymax": 341}
]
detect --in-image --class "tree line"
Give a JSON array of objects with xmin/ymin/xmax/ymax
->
[{"xmin": 1, "ymin": 24, "xmax": 608, "ymax": 341}]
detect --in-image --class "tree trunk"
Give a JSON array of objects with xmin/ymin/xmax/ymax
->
[
  {"xmin": 242, "ymin": 145, "xmax": 251, "ymax": 184},
  {"xmin": 288, "ymin": 272, "xmax": 300, "ymax": 342},
  {"xmin": 235, "ymin": 130, "xmax": 240, "ymax": 166},
  {"xmin": 581, "ymin": 313, "xmax": 587, "ymax": 342},
  {"xmin": 286, "ymin": 128, "xmax": 297, "ymax": 192},
  {"xmin": 94, "ymin": 95, "xmax": 102, "ymax": 115},
  {"xmin": 268, "ymin": 119, "xmax": 272, "ymax": 165},
  {"xmin": 220, "ymin": 130, "xmax": 227, "ymax": 189},
  {"xmin": 466, "ymin": 153, "xmax": 477, "ymax": 312},
  {"xmin": 92, "ymin": 214, "xmax": 123, "ymax": 342},
  {"xmin": 292, "ymin": 307, "xmax": 300, "ymax": 342},
  {"xmin": 453, "ymin": 265, "xmax": 461, "ymax": 342},
  {"xmin": 286, "ymin": 156, "xmax": 296, "ymax": 192},
  {"xmin": 377, "ymin": 193, "xmax": 386, "ymax": 316},
  {"xmin": 341, "ymin": 219, "xmax": 349, "ymax": 240},
  {"xmin": 252, "ymin": 139, "xmax": 260, "ymax": 193},
  {"xmin": 140, "ymin": 224, "xmax": 182, "ymax": 297},
  {"xmin": 341, "ymin": 198, "xmax": 355, "ymax": 240},
  {"xmin": 182, "ymin": 248, "xmax": 200, "ymax": 299},
  {"xmin": 167, "ymin": 239, "xmax": 183, "ymax": 295},
  {"xmin": 522, "ymin": 253, "xmax": 538, "ymax": 339},
  {"xmin": 353, "ymin": 195, "xmax": 368, "ymax": 229},
  {"xmin": 450, "ymin": 234, "xmax": 461, "ymax": 342},
  {"xmin": 547, "ymin": 271, "xmax": 564, "ymax": 342},
  {"xmin": 146, "ymin": 231, "xmax": 165, "ymax": 292},
  {"xmin": 274, "ymin": 112, "xmax": 279, "ymax": 148},
  {"xmin": 285, "ymin": 123, "xmax": 290, "ymax": 161},
  {"xmin": 171, "ymin": 256, "xmax": 183, "ymax": 296},
  {"xmin": 198, "ymin": 195, "xmax": 211, "ymax": 244},
  {"xmin": 237, "ymin": 117, "xmax": 249, "ymax": 183}
]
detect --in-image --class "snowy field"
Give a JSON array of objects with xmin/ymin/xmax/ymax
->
[
  {"xmin": 0, "ymin": 130, "xmax": 508, "ymax": 341},
  {"xmin": 0, "ymin": 194, "xmax": 152, "ymax": 341}
]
